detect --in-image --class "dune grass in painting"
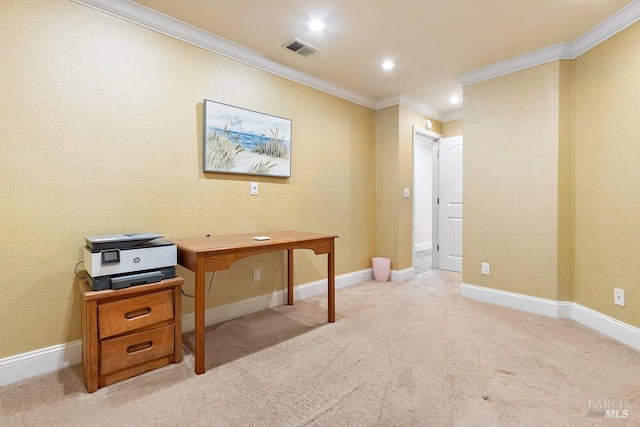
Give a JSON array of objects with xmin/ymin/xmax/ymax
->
[
  {"xmin": 249, "ymin": 159, "xmax": 277, "ymax": 174},
  {"xmin": 252, "ymin": 128, "xmax": 289, "ymax": 160},
  {"xmin": 205, "ymin": 124, "xmax": 244, "ymax": 171}
]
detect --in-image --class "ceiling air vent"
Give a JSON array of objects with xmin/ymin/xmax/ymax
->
[{"xmin": 282, "ymin": 38, "xmax": 319, "ymax": 57}]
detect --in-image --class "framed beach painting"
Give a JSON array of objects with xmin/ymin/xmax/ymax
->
[{"xmin": 203, "ymin": 99, "xmax": 292, "ymax": 177}]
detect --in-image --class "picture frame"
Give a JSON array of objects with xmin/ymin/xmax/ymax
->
[{"xmin": 203, "ymin": 99, "xmax": 292, "ymax": 177}]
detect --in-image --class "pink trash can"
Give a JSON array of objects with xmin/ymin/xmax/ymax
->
[{"xmin": 372, "ymin": 257, "xmax": 391, "ymax": 282}]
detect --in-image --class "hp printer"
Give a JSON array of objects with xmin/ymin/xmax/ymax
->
[{"xmin": 84, "ymin": 232, "xmax": 177, "ymax": 291}]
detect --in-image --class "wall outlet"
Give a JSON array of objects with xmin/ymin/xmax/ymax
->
[
  {"xmin": 481, "ymin": 263, "xmax": 490, "ymax": 275},
  {"xmin": 250, "ymin": 182, "xmax": 258, "ymax": 195},
  {"xmin": 253, "ymin": 268, "xmax": 261, "ymax": 281},
  {"xmin": 614, "ymin": 288, "xmax": 625, "ymax": 307}
]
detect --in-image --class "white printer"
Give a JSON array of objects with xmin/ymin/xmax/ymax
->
[{"xmin": 84, "ymin": 232, "xmax": 177, "ymax": 291}]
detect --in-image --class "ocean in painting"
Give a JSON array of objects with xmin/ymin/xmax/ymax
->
[{"xmin": 207, "ymin": 127, "xmax": 291, "ymax": 152}]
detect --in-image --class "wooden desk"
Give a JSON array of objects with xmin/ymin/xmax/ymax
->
[{"xmin": 172, "ymin": 231, "xmax": 338, "ymax": 375}]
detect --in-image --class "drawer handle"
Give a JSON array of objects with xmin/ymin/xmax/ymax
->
[
  {"xmin": 127, "ymin": 341, "xmax": 153, "ymax": 354},
  {"xmin": 124, "ymin": 307, "xmax": 151, "ymax": 320}
]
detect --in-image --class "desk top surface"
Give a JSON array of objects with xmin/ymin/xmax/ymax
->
[{"xmin": 170, "ymin": 231, "xmax": 338, "ymax": 254}]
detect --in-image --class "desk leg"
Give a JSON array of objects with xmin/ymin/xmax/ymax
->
[
  {"xmin": 195, "ymin": 254, "xmax": 206, "ymax": 375},
  {"xmin": 287, "ymin": 249, "xmax": 294, "ymax": 305},
  {"xmin": 328, "ymin": 239, "xmax": 335, "ymax": 323}
]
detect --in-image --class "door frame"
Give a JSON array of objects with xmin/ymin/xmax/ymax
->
[{"xmin": 412, "ymin": 126, "xmax": 442, "ymax": 272}]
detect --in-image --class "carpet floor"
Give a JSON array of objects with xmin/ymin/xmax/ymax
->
[
  {"xmin": 1, "ymin": 269, "xmax": 639, "ymax": 426},
  {"xmin": 414, "ymin": 250, "xmax": 432, "ymax": 275}
]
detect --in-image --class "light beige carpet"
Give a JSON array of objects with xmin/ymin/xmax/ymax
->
[{"xmin": 2, "ymin": 269, "xmax": 639, "ymax": 426}]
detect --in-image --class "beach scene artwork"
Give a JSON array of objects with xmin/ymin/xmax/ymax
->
[{"xmin": 203, "ymin": 100, "xmax": 292, "ymax": 177}]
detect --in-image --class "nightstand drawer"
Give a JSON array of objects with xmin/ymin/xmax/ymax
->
[
  {"xmin": 100, "ymin": 324, "xmax": 175, "ymax": 375},
  {"xmin": 98, "ymin": 289, "xmax": 174, "ymax": 339}
]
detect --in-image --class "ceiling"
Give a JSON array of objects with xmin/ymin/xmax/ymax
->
[{"xmin": 130, "ymin": 0, "xmax": 633, "ymax": 120}]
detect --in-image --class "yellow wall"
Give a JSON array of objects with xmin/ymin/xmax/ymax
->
[
  {"xmin": 443, "ymin": 120, "xmax": 463, "ymax": 137},
  {"xmin": 463, "ymin": 61, "xmax": 565, "ymax": 300},
  {"xmin": 0, "ymin": 0, "xmax": 376, "ymax": 358},
  {"xmin": 557, "ymin": 60, "xmax": 574, "ymax": 302},
  {"xmin": 573, "ymin": 22, "xmax": 640, "ymax": 326},
  {"xmin": 375, "ymin": 106, "xmax": 400, "ymax": 269},
  {"xmin": 463, "ymin": 21, "xmax": 640, "ymax": 329},
  {"xmin": 375, "ymin": 106, "xmax": 441, "ymax": 270}
]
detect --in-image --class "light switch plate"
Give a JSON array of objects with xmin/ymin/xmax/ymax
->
[
  {"xmin": 250, "ymin": 182, "xmax": 258, "ymax": 195},
  {"xmin": 403, "ymin": 188, "xmax": 410, "ymax": 198}
]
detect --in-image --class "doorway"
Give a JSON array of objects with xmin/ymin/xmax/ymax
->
[
  {"xmin": 412, "ymin": 128, "xmax": 463, "ymax": 274},
  {"xmin": 412, "ymin": 127, "xmax": 440, "ymax": 274}
]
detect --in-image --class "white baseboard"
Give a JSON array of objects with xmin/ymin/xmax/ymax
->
[
  {"xmin": 0, "ymin": 268, "xmax": 372, "ymax": 388},
  {"xmin": 415, "ymin": 241, "xmax": 432, "ymax": 252},
  {"xmin": 571, "ymin": 303, "xmax": 640, "ymax": 352},
  {"xmin": 461, "ymin": 283, "xmax": 640, "ymax": 352},
  {"xmin": 0, "ymin": 341, "xmax": 83, "ymax": 387},
  {"xmin": 460, "ymin": 283, "xmax": 572, "ymax": 318},
  {"xmin": 182, "ymin": 268, "xmax": 373, "ymax": 332},
  {"xmin": 8, "ymin": 274, "xmax": 637, "ymax": 388},
  {"xmin": 391, "ymin": 267, "xmax": 415, "ymax": 283}
]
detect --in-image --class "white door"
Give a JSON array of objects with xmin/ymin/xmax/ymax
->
[{"xmin": 437, "ymin": 136, "xmax": 463, "ymax": 272}]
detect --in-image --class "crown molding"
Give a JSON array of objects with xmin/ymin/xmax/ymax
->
[
  {"xmin": 374, "ymin": 94, "xmax": 403, "ymax": 111},
  {"xmin": 572, "ymin": 0, "xmax": 640, "ymax": 57},
  {"xmin": 375, "ymin": 94, "xmax": 445, "ymax": 122},
  {"xmin": 398, "ymin": 94, "xmax": 444, "ymax": 121},
  {"xmin": 69, "ymin": 0, "xmax": 640, "ymax": 120},
  {"xmin": 71, "ymin": 0, "xmax": 377, "ymax": 109},
  {"xmin": 457, "ymin": 0, "xmax": 640, "ymax": 86},
  {"xmin": 72, "ymin": 0, "xmax": 451, "ymax": 119},
  {"xmin": 72, "ymin": 0, "xmax": 453, "ymax": 120},
  {"xmin": 373, "ymin": 95, "xmax": 401, "ymax": 110},
  {"xmin": 456, "ymin": 43, "xmax": 573, "ymax": 86}
]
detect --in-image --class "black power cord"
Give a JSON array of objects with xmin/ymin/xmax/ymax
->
[
  {"xmin": 74, "ymin": 260, "xmax": 86, "ymax": 279},
  {"xmin": 181, "ymin": 272, "xmax": 215, "ymax": 297}
]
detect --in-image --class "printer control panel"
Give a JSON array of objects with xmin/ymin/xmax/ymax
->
[{"xmin": 101, "ymin": 249, "xmax": 120, "ymax": 265}]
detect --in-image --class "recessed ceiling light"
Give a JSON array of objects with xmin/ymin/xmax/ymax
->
[
  {"xmin": 449, "ymin": 95, "xmax": 461, "ymax": 104},
  {"xmin": 308, "ymin": 19, "xmax": 325, "ymax": 31},
  {"xmin": 382, "ymin": 60, "xmax": 395, "ymax": 70}
]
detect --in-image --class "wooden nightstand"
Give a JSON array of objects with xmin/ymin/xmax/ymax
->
[{"xmin": 79, "ymin": 276, "xmax": 183, "ymax": 393}]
